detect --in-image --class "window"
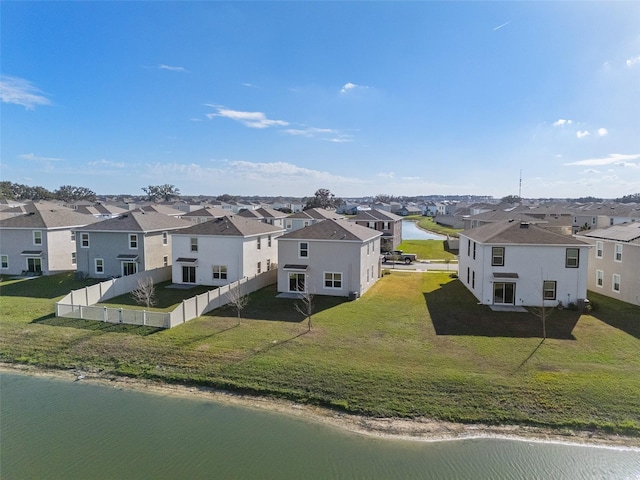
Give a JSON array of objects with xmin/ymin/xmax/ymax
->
[
  {"xmin": 596, "ymin": 270, "xmax": 604, "ymax": 288},
  {"xmin": 71, "ymin": 252, "xmax": 77, "ymax": 265},
  {"xmin": 473, "ymin": 242, "xmax": 476, "ymax": 260},
  {"xmin": 543, "ymin": 281, "xmax": 557, "ymax": 300},
  {"xmin": 129, "ymin": 234, "xmax": 138, "ymax": 249},
  {"xmin": 286, "ymin": 220, "xmax": 292, "ymax": 229},
  {"xmin": 27, "ymin": 257, "xmax": 42, "ymax": 273},
  {"xmin": 70, "ymin": 231, "xmax": 76, "ymax": 241},
  {"xmin": 596, "ymin": 241, "xmax": 603, "ymax": 259},
  {"xmin": 592, "ymin": 217, "xmax": 596, "ymax": 225},
  {"xmin": 565, "ymin": 248, "xmax": 579, "ymax": 268},
  {"xmin": 472, "ymin": 270, "xmax": 475, "ymax": 288},
  {"xmin": 33, "ymin": 231, "xmax": 42, "ymax": 245},
  {"xmin": 367, "ymin": 242, "xmax": 370, "ymax": 255},
  {"xmin": 368, "ymin": 221, "xmax": 375, "ymax": 229},
  {"xmin": 95, "ymin": 258, "xmax": 104, "ymax": 274},
  {"xmin": 614, "ymin": 244, "xmax": 622, "ymax": 262},
  {"xmin": 299, "ymin": 242, "xmax": 309, "ymax": 258},
  {"xmin": 466, "ymin": 267, "xmax": 470, "ymax": 284},
  {"xmin": 162, "ymin": 231, "xmax": 168, "ymax": 246},
  {"xmin": 467, "ymin": 239, "xmax": 471, "ymax": 256},
  {"xmin": 491, "ymin": 247, "xmax": 505, "ymax": 266},
  {"xmin": 266, "ymin": 259, "xmax": 271, "ymax": 271},
  {"xmin": 1, "ymin": 255, "xmax": 8, "ymax": 269},
  {"xmin": 324, "ymin": 272, "xmax": 342, "ymax": 289},
  {"xmin": 212, "ymin": 265, "xmax": 227, "ymax": 280},
  {"xmin": 163, "ymin": 255, "xmax": 168, "ymax": 267},
  {"xmin": 81, "ymin": 233, "xmax": 90, "ymax": 248},
  {"xmin": 268, "ymin": 235, "xmax": 272, "ymax": 247},
  {"xmin": 190, "ymin": 237, "xmax": 198, "ymax": 252},
  {"xmin": 289, "ymin": 273, "xmax": 305, "ymax": 292},
  {"xmin": 612, "ymin": 274, "xmax": 621, "ymax": 293},
  {"xmin": 383, "ymin": 222, "xmax": 390, "ymax": 230},
  {"xmin": 610, "ymin": 218, "xmax": 614, "ymax": 226},
  {"xmin": 257, "ymin": 236, "xmax": 261, "ymax": 250},
  {"xmin": 257, "ymin": 261, "xmax": 262, "ymax": 274}
]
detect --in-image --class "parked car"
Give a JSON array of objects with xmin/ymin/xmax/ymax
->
[{"xmin": 381, "ymin": 250, "xmax": 417, "ymax": 264}]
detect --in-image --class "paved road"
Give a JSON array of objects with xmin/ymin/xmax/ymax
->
[{"xmin": 381, "ymin": 260, "xmax": 459, "ymax": 273}]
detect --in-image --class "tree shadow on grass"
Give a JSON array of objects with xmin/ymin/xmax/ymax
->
[
  {"xmin": 424, "ymin": 280, "xmax": 580, "ymax": 339},
  {"xmin": 31, "ymin": 314, "xmax": 162, "ymax": 336},
  {"xmin": 0, "ymin": 272, "xmax": 101, "ymax": 299},
  {"xmin": 205, "ymin": 285, "xmax": 346, "ymax": 322}
]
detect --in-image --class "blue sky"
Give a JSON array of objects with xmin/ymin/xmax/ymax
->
[{"xmin": 2, "ymin": 2, "xmax": 639, "ymax": 199}]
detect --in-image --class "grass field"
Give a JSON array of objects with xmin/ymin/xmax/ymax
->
[
  {"xmin": 397, "ymin": 239, "xmax": 457, "ymax": 261},
  {"xmin": 408, "ymin": 216, "xmax": 463, "ymax": 237},
  {"xmin": 1, "ymin": 271, "xmax": 639, "ymax": 435}
]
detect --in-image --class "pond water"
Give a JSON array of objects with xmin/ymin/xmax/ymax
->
[
  {"xmin": 2, "ymin": 372, "xmax": 638, "ymax": 479},
  {"xmin": 402, "ymin": 220, "xmax": 446, "ymax": 240}
]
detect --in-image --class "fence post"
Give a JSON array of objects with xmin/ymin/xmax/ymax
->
[
  {"xmin": 143, "ymin": 310, "xmax": 146, "ymax": 326},
  {"xmin": 85, "ymin": 287, "xmax": 89, "ymax": 306},
  {"xmin": 119, "ymin": 308, "xmax": 123, "ymax": 323},
  {"xmin": 79, "ymin": 305, "xmax": 83, "ymax": 319},
  {"xmin": 103, "ymin": 307, "xmax": 108, "ymax": 323},
  {"xmin": 182, "ymin": 300, "xmax": 186, "ymax": 324}
]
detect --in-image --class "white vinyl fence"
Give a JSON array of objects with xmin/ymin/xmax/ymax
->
[{"xmin": 55, "ymin": 268, "xmax": 277, "ymax": 329}]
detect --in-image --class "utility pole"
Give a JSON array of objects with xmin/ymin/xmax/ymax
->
[{"xmin": 519, "ymin": 169, "xmax": 522, "ymax": 199}]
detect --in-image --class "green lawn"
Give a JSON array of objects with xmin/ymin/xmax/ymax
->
[
  {"xmin": 397, "ymin": 239, "xmax": 457, "ymax": 261},
  {"xmin": 408, "ymin": 216, "xmax": 463, "ymax": 238},
  {"xmin": 1, "ymin": 272, "xmax": 639, "ymax": 435}
]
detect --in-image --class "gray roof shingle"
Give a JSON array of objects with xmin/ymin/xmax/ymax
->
[
  {"xmin": 174, "ymin": 215, "xmax": 285, "ymax": 237},
  {"xmin": 279, "ymin": 218, "xmax": 382, "ymax": 242},
  {"xmin": 462, "ymin": 219, "xmax": 588, "ymax": 246}
]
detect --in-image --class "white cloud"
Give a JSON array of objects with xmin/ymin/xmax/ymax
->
[
  {"xmin": 205, "ymin": 105, "xmax": 288, "ymax": 129},
  {"xmin": 376, "ymin": 172, "xmax": 395, "ymax": 179},
  {"xmin": 576, "ymin": 130, "xmax": 590, "ymax": 139},
  {"xmin": 19, "ymin": 153, "xmax": 62, "ymax": 162},
  {"xmin": 340, "ymin": 82, "xmax": 370, "ymax": 94},
  {"xmin": 282, "ymin": 126, "xmax": 353, "ymax": 143},
  {"xmin": 492, "ymin": 21, "xmax": 511, "ymax": 31},
  {"xmin": 87, "ymin": 159, "xmax": 125, "ymax": 168},
  {"xmin": 564, "ymin": 153, "xmax": 640, "ymax": 166},
  {"xmin": 0, "ymin": 76, "xmax": 51, "ymax": 110},
  {"xmin": 553, "ymin": 119, "xmax": 572, "ymax": 127},
  {"xmin": 583, "ymin": 168, "xmax": 600, "ymax": 174},
  {"xmin": 158, "ymin": 64, "xmax": 188, "ymax": 72},
  {"xmin": 626, "ymin": 55, "xmax": 640, "ymax": 67},
  {"xmin": 597, "ymin": 128, "xmax": 608, "ymax": 137}
]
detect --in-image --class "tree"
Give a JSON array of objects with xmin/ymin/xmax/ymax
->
[
  {"xmin": 54, "ymin": 185, "xmax": 96, "ymax": 202},
  {"xmin": 226, "ymin": 284, "xmax": 249, "ymax": 326},
  {"xmin": 374, "ymin": 194, "xmax": 397, "ymax": 203},
  {"xmin": 615, "ymin": 193, "xmax": 640, "ymax": 203},
  {"xmin": 500, "ymin": 195, "xmax": 522, "ymax": 204},
  {"xmin": 294, "ymin": 289, "xmax": 314, "ymax": 332},
  {"xmin": 217, "ymin": 193, "xmax": 238, "ymax": 202},
  {"xmin": 304, "ymin": 188, "xmax": 342, "ymax": 210},
  {"xmin": 131, "ymin": 277, "xmax": 156, "ymax": 308},
  {"xmin": 142, "ymin": 184, "xmax": 180, "ymax": 202}
]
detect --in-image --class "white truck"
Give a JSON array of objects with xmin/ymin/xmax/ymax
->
[{"xmin": 381, "ymin": 250, "xmax": 418, "ymax": 265}]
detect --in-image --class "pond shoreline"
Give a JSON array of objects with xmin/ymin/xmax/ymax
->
[{"xmin": 4, "ymin": 362, "xmax": 639, "ymax": 450}]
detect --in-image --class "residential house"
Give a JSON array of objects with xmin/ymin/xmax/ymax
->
[
  {"xmin": 180, "ymin": 206, "xmax": 229, "ymax": 224},
  {"xmin": 76, "ymin": 203, "xmax": 128, "ymax": 219},
  {"xmin": 238, "ymin": 206, "xmax": 288, "ymax": 227},
  {"xmin": 349, "ymin": 209, "xmax": 403, "ymax": 252},
  {"xmin": 0, "ymin": 201, "xmax": 99, "ymax": 275},
  {"xmin": 74, "ymin": 210, "xmax": 192, "ymax": 278},
  {"xmin": 458, "ymin": 220, "xmax": 590, "ymax": 307},
  {"xmin": 277, "ymin": 218, "xmax": 382, "ymax": 298},
  {"xmin": 284, "ymin": 208, "xmax": 343, "ymax": 232},
  {"xmin": 171, "ymin": 216, "xmax": 284, "ymax": 286},
  {"xmin": 576, "ymin": 223, "xmax": 640, "ymax": 306}
]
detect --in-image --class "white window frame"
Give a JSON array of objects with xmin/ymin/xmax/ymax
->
[
  {"xmin": 543, "ymin": 280, "xmax": 557, "ymax": 300},
  {"xmin": 212, "ymin": 265, "xmax": 227, "ymax": 280},
  {"xmin": 129, "ymin": 233, "xmax": 138, "ymax": 249},
  {"xmin": 612, "ymin": 274, "xmax": 621, "ymax": 293},
  {"xmin": 614, "ymin": 244, "xmax": 622, "ymax": 263},
  {"xmin": 268, "ymin": 235, "xmax": 272, "ymax": 247},
  {"xmin": 71, "ymin": 252, "xmax": 77, "ymax": 265},
  {"xmin": 257, "ymin": 261, "xmax": 262, "ymax": 274},
  {"xmin": 70, "ymin": 230, "xmax": 76, "ymax": 242},
  {"xmin": 324, "ymin": 272, "xmax": 342, "ymax": 289},
  {"xmin": 33, "ymin": 230, "xmax": 42, "ymax": 245},
  {"xmin": 163, "ymin": 255, "xmax": 168, "ymax": 267},
  {"xmin": 190, "ymin": 237, "xmax": 198, "ymax": 252},
  {"xmin": 595, "ymin": 241, "xmax": 603, "ymax": 259},
  {"xmin": 162, "ymin": 231, "xmax": 168, "ymax": 246},
  {"xmin": 1, "ymin": 255, "xmax": 8, "ymax": 269},
  {"xmin": 565, "ymin": 248, "xmax": 579, "ymax": 268},
  {"xmin": 491, "ymin": 247, "xmax": 505, "ymax": 266},
  {"xmin": 299, "ymin": 242, "xmax": 309, "ymax": 258},
  {"xmin": 94, "ymin": 258, "xmax": 104, "ymax": 274},
  {"xmin": 257, "ymin": 236, "xmax": 261, "ymax": 250},
  {"xmin": 81, "ymin": 233, "xmax": 90, "ymax": 248},
  {"xmin": 596, "ymin": 269, "xmax": 604, "ymax": 288},
  {"xmin": 266, "ymin": 259, "xmax": 271, "ymax": 271}
]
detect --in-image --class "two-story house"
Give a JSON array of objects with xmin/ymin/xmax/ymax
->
[
  {"xmin": 576, "ymin": 223, "xmax": 640, "ymax": 306},
  {"xmin": 349, "ymin": 209, "xmax": 403, "ymax": 252},
  {"xmin": 458, "ymin": 220, "xmax": 590, "ymax": 307},
  {"xmin": 0, "ymin": 202, "xmax": 99, "ymax": 276},
  {"xmin": 283, "ymin": 208, "xmax": 343, "ymax": 232},
  {"xmin": 171, "ymin": 216, "xmax": 284, "ymax": 286},
  {"xmin": 277, "ymin": 218, "xmax": 382, "ymax": 298},
  {"xmin": 74, "ymin": 210, "xmax": 192, "ymax": 278}
]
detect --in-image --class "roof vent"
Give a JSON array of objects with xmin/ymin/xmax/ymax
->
[{"xmin": 520, "ymin": 222, "xmax": 530, "ymax": 229}]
